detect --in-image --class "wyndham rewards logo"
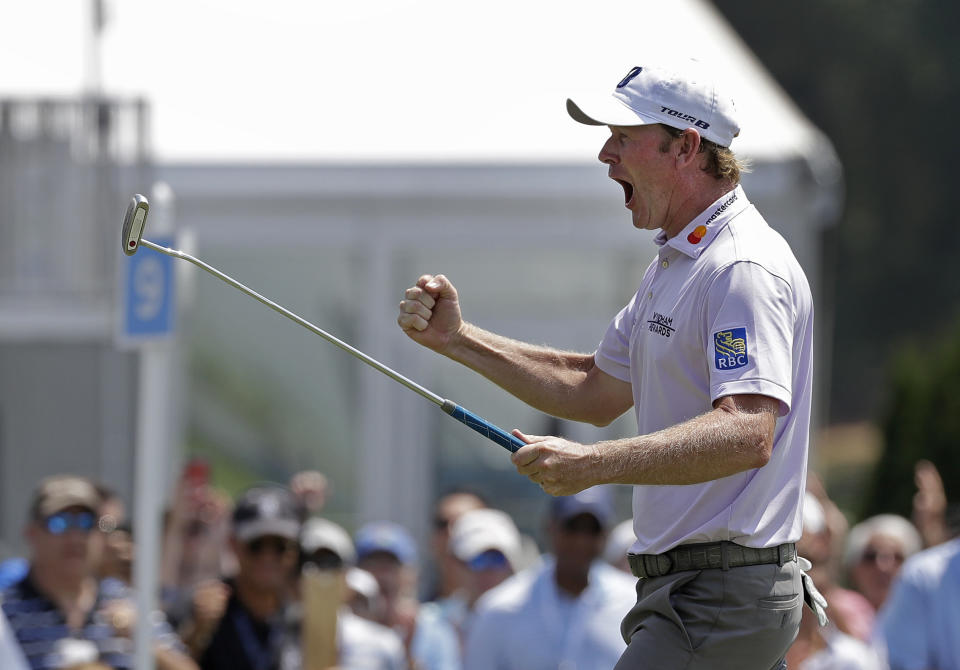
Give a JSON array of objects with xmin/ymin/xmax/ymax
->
[{"xmin": 714, "ymin": 328, "xmax": 748, "ymax": 370}]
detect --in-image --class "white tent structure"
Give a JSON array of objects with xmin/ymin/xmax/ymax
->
[{"xmin": 153, "ymin": 0, "xmax": 841, "ymax": 538}]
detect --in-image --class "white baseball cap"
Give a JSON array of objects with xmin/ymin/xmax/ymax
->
[
  {"xmin": 300, "ymin": 517, "xmax": 357, "ymax": 565},
  {"xmin": 567, "ymin": 60, "xmax": 740, "ymax": 148},
  {"xmin": 449, "ymin": 508, "xmax": 522, "ymax": 571}
]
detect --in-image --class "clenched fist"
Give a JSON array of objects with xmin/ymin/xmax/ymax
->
[{"xmin": 397, "ymin": 274, "xmax": 463, "ymax": 354}]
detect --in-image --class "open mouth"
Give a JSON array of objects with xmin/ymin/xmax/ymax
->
[{"xmin": 614, "ymin": 178, "xmax": 634, "ymax": 208}]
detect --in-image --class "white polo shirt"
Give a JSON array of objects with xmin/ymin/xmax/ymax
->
[
  {"xmin": 595, "ymin": 185, "xmax": 813, "ymax": 554},
  {"xmin": 463, "ymin": 557, "xmax": 637, "ymax": 670}
]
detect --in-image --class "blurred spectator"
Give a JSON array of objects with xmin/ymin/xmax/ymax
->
[
  {"xmin": 441, "ymin": 508, "xmax": 522, "ymax": 643},
  {"xmin": 99, "ymin": 520, "xmax": 134, "ymax": 586},
  {"xmin": 806, "ymin": 473, "xmax": 851, "ymax": 585},
  {"xmin": 345, "ymin": 567, "xmax": 385, "ymax": 622},
  {"xmin": 463, "ymin": 487, "xmax": 636, "ymax": 670},
  {"xmin": 289, "ymin": 470, "xmax": 329, "ymax": 518},
  {"xmin": 181, "ymin": 485, "xmax": 302, "ymax": 670},
  {"xmin": 798, "ymin": 491, "xmax": 874, "ymax": 642},
  {"xmin": 876, "ymin": 536, "xmax": 960, "ymax": 669},
  {"xmin": 160, "ymin": 465, "xmax": 234, "ymax": 626},
  {"xmin": 355, "ymin": 521, "xmax": 461, "ymax": 670},
  {"xmin": 94, "ymin": 484, "xmax": 126, "ymax": 537},
  {"xmin": 94, "ymin": 484, "xmax": 132, "ymax": 586},
  {"xmin": 911, "ymin": 460, "xmax": 949, "ymax": 549},
  {"xmin": 603, "ymin": 519, "xmax": 636, "ymax": 574},
  {"xmin": 845, "ymin": 514, "xmax": 922, "ymax": 614},
  {"xmin": 787, "ymin": 493, "xmax": 884, "ymax": 669},
  {"xmin": 297, "ymin": 517, "xmax": 407, "ymax": 669},
  {"xmin": 426, "ymin": 490, "xmax": 486, "ymax": 602},
  {"xmin": 300, "ymin": 517, "xmax": 356, "ymax": 572},
  {"xmin": 1, "ymin": 475, "xmax": 196, "ymax": 670}
]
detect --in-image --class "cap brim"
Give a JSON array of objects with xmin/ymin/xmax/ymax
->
[
  {"xmin": 235, "ymin": 519, "xmax": 300, "ymax": 542},
  {"xmin": 566, "ymin": 96, "xmax": 658, "ymax": 128}
]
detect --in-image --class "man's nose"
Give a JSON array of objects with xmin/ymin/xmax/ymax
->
[{"xmin": 598, "ymin": 136, "xmax": 618, "ymax": 165}]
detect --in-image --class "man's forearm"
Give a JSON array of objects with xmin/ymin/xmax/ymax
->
[
  {"xmin": 446, "ymin": 322, "xmax": 600, "ymax": 421},
  {"xmin": 594, "ymin": 402, "xmax": 775, "ymax": 486}
]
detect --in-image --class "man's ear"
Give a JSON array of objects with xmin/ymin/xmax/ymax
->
[{"xmin": 675, "ymin": 128, "xmax": 703, "ymax": 167}]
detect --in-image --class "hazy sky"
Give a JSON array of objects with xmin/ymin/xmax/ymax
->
[{"xmin": 0, "ymin": 0, "xmax": 818, "ymax": 163}]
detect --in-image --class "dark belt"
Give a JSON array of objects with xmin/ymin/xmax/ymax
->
[{"xmin": 628, "ymin": 541, "xmax": 797, "ymax": 580}]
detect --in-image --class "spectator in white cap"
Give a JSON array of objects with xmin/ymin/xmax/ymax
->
[
  {"xmin": 845, "ymin": 515, "xmax": 922, "ymax": 616},
  {"xmin": 463, "ymin": 487, "xmax": 636, "ymax": 670},
  {"xmin": 426, "ymin": 490, "xmax": 486, "ymax": 603},
  {"xmin": 297, "ymin": 518, "xmax": 407, "ymax": 670},
  {"xmin": 398, "ymin": 55, "xmax": 818, "ymax": 669},
  {"xmin": 440, "ymin": 508, "xmax": 522, "ymax": 645}
]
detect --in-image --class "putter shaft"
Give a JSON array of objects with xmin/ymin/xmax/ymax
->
[{"xmin": 139, "ymin": 238, "xmax": 445, "ymax": 407}]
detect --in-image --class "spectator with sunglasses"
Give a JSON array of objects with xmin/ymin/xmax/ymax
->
[
  {"xmin": 182, "ymin": 485, "xmax": 303, "ymax": 670},
  {"xmin": 425, "ymin": 490, "xmax": 486, "ymax": 604},
  {"xmin": 1, "ymin": 475, "xmax": 196, "ymax": 670},
  {"xmin": 463, "ymin": 487, "xmax": 636, "ymax": 670},
  {"xmin": 844, "ymin": 515, "xmax": 922, "ymax": 623},
  {"xmin": 440, "ymin": 508, "xmax": 522, "ymax": 650}
]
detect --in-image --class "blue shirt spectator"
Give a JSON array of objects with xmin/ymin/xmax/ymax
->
[
  {"xmin": 464, "ymin": 489, "xmax": 636, "ymax": 670},
  {"xmin": 464, "ymin": 556, "xmax": 636, "ymax": 670},
  {"xmin": 876, "ymin": 537, "xmax": 960, "ymax": 670}
]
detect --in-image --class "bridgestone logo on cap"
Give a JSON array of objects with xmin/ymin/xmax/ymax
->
[{"xmin": 660, "ymin": 106, "xmax": 710, "ymax": 130}]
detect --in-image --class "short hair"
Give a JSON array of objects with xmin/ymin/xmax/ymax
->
[
  {"xmin": 843, "ymin": 514, "xmax": 922, "ymax": 569},
  {"xmin": 658, "ymin": 125, "xmax": 748, "ymax": 184}
]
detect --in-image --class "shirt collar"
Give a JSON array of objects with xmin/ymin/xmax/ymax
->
[{"xmin": 654, "ymin": 185, "xmax": 750, "ymax": 259}]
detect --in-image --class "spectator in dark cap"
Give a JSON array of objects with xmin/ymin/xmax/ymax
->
[
  {"xmin": 2, "ymin": 474, "xmax": 196, "ymax": 670},
  {"xmin": 181, "ymin": 484, "xmax": 303, "ymax": 670},
  {"xmin": 464, "ymin": 487, "xmax": 637, "ymax": 670},
  {"xmin": 355, "ymin": 521, "xmax": 460, "ymax": 670}
]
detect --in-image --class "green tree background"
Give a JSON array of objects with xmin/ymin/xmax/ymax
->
[{"xmin": 714, "ymin": 1, "xmax": 960, "ymax": 518}]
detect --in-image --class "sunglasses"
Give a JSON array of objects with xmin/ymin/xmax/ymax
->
[
  {"xmin": 43, "ymin": 511, "xmax": 97, "ymax": 535},
  {"xmin": 302, "ymin": 549, "xmax": 345, "ymax": 571},
  {"xmin": 467, "ymin": 549, "xmax": 510, "ymax": 572},
  {"xmin": 246, "ymin": 536, "xmax": 294, "ymax": 556},
  {"xmin": 860, "ymin": 548, "xmax": 905, "ymax": 566},
  {"xmin": 560, "ymin": 516, "xmax": 604, "ymax": 536}
]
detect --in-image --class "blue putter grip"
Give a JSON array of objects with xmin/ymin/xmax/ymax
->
[{"xmin": 441, "ymin": 401, "xmax": 526, "ymax": 453}]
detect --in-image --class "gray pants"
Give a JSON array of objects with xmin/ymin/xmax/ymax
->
[{"xmin": 615, "ymin": 560, "xmax": 802, "ymax": 669}]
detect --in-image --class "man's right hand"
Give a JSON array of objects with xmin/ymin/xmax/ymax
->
[{"xmin": 397, "ymin": 274, "xmax": 463, "ymax": 354}]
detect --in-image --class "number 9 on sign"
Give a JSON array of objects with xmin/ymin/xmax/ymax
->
[{"xmin": 120, "ymin": 236, "xmax": 175, "ymax": 341}]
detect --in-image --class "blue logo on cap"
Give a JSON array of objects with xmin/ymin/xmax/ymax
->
[
  {"xmin": 617, "ymin": 66, "xmax": 643, "ymax": 89},
  {"xmin": 714, "ymin": 328, "xmax": 748, "ymax": 370}
]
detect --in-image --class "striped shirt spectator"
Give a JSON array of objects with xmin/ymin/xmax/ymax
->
[{"xmin": 2, "ymin": 575, "xmax": 184, "ymax": 669}]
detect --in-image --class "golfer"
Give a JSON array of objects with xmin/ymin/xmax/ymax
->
[{"xmin": 398, "ymin": 59, "xmax": 817, "ymax": 669}]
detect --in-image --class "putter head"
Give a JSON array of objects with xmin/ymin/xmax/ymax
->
[{"xmin": 121, "ymin": 194, "xmax": 150, "ymax": 256}]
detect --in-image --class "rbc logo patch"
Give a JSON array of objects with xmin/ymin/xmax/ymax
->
[{"xmin": 714, "ymin": 328, "xmax": 748, "ymax": 370}]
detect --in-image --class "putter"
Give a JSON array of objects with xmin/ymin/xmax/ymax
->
[{"xmin": 122, "ymin": 194, "xmax": 526, "ymax": 453}]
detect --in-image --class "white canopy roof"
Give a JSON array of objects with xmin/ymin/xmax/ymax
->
[{"xmin": 1, "ymin": 0, "xmax": 836, "ymax": 165}]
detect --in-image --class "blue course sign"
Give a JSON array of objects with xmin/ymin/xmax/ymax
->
[{"xmin": 120, "ymin": 236, "xmax": 176, "ymax": 341}]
